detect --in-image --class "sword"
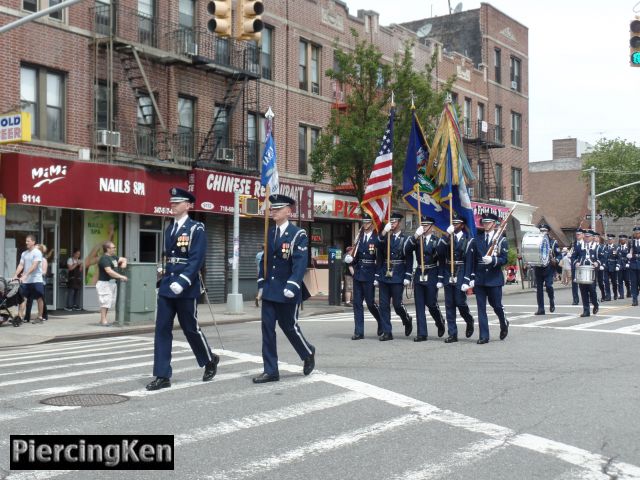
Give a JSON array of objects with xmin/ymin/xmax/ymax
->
[{"xmin": 199, "ymin": 272, "xmax": 225, "ymax": 350}]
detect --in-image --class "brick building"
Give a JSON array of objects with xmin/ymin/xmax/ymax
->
[{"xmin": 0, "ymin": 0, "xmax": 533, "ymax": 309}]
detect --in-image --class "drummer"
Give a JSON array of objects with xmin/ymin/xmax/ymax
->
[
  {"xmin": 533, "ymin": 223, "xmax": 562, "ymax": 315},
  {"xmin": 577, "ymin": 229, "xmax": 600, "ymax": 317}
]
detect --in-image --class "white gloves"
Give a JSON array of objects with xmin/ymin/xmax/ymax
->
[
  {"xmin": 599, "ymin": 266, "xmax": 604, "ymax": 271},
  {"xmin": 469, "ymin": 280, "xmax": 475, "ymax": 288},
  {"xmin": 616, "ymin": 266, "xmax": 620, "ymax": 271},
  {"xmin": 446, "ymin": 225, "xmax": 455, "ymax": 234},
  {"xmin": 169, "ymin": 282, "xmax": 183, "ymax": 295},
  {"xmin": 344, "ymin": 254, "xmax": 353, "ymax": 264},
  {"xmin": 403, "ymin": 279, "xmax": 411, "ymax": 286},
  {"xmin": 436, "ymin": 282, "xmax": 443, "ymax": 288},
  {"xmin": 414, "ymin": 226, "xmax": 424, "ymax": 238},
  {"xmin": 627, "ymin": 253, "xmax": 633, "ymax": 259},
  {"xmin": 383, "ymin": 223, "xmax": 392, "ymax": 234},
  {"xmin": 461, "ymin": 284, "xmax": 470, "ymax": 292},
  {"xmin": 482, "ymin": 256, "xmax": 493, "ymax": 265},
  {"xmin": 373, "ymin": 280, "xmax": 379, "ymax": 287},
  {"xmin": 283, "ymin": 289, "xmax": 295, "ymax": 298}
]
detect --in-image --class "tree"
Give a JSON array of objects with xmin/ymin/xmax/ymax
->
[
  {"xmin": 582, "ymin": 138, "xmax": 640, "ymax": 219},
  {"xmin": 309, "ymin": 31, "xmax": 455, "ymax": 202}
]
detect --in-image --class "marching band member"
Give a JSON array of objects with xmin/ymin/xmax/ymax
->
[
  {"xmin": 603, "ymin": 233, "xmax": 620, "ymax": 301},
  {"xmin": 533, "ymin": 223, "xmax": 561, "ymax": 315},
  {"xmin": 577, "ymin": 229, "xmax": 600, "ymax": 317},
  {"xmin": 629, "ymin": 226, "xmax": 640, "ymax": 306},
  {"xmin": 618, "ymin": 234, "xmax": 631, "ymax": 299},
  {"xmin": 570, "ymin": 229, "xmax": 586, "ymax": 305}
]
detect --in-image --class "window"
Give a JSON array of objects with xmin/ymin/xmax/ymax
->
[
  {"xmin": 23, "ymin": 0, "xmax": 65, "ymax": 20},
  {"xmin": 96, "ymin": 81, "xmax": 117, "ymax": 130},
  {"xmin": 510, "ymin": 56, "xmax": 521, "ymax": 92},
  {"xmin": 138, "ymin": 0, "xmax": 156, "ymax": 46},
  {"xmin": 213, "ymin": 105, "xmax": 230, "ymax": 151},
  {"xmin": 20, "ymin": 65, "xmax": 65, "ymax": 142},
  {"xmin": 261, "ymin": 26, "xmax": 273, "ymax": 80},
  {"xmin": 178, "ymin": 0, "xmax": 195, "ymax": 54},
  {"xmin": 495, "ymin": 163, "xmax": 503, "ymax": 198},
  {"xmin": 463, "ymin": 98, "xmax": 471, "ymax": 136},
  {"xmin": 247, "ymin": 112, "xmax": 267, "ymax": 170},
  {"xmin": 450, "ymin": 92, "xmax": 458, "ymax": 105},
  {"xmin": 477, "ymin": 162, "xmax": 486, "ymax": 198},
  {"xmin": 494, "ymin": 105, "xmax": 502, "ymax": 143},
  {"xmin": 511, "ymin": 167, "xmax": 522, "ymax": 201},
  {"xmin": 494, "ymin": 48, "xmax": 501, "ymax": 83},
  {"xmin": 136, "ymin": 94, "xmax": 155, "ymax": 156},
  {"xmin": 298, "ymin": 125, "xmax": 320, "ymax": 175},
  {"xmin": 511, "ymin": 111, "xmax": 522, "ymax": 147},
  {"xmin": 299, "ymin": 40, "xmax": 321, "ymax": 94},
  {"xmin": 477, "ymin": 103, "xmax": 485, "ymax": 122},
  {"xmin": 216, "ymin": 37, "xmax": 230, "ymax": 65},
  {"xmin": 177, "ymin": 96, "xmax": 195, "ymax": 158},
  {"xmin": 95, "ymin": 0, "xmax": 114, "ymax": 35}
]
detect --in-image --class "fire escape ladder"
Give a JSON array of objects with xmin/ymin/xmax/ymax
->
[{"xmin": 477, "ymin": 145, "xmax": 498, "ymax": 201}]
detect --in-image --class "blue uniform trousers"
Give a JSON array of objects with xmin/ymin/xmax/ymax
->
[
  {"xmin": 261, "ymin": 299, "xmax": 314, "ymax": 376},
  {"xmin": 571, "ymin": 263, "xmax": 580, "ymax": 303},
  {"xmin": 596, "ymin": 269, "xmax": 605, "ymax": 299},
  {"xmin": 413, "ymin": 281, "xmax": 442, "ymax": 337},
  {"xmin": 474, "ymin": 285, "xmax": 507, "ymax": 340},
  {"xmin": 618, "ymin": 270, "xmax": 631, "ymax": 298},
  {"xmin": 534, "ymin": 266, "xmax": 555, "ymax": 310},
  {"xmin": 630, "ymin": 269, "xmax": 640, "ymax": 302},
  {"xmin": 153, "ymin": 295, "xmax": 213, "ymax": 378},
  {"xmin": 378, "ymin": 282, "xmax": 410, "ymax": 334},
  {"xmin": 443, "ymin": 283, "xmax": 473, "ymax": 337},
  {"xmin": 579, "ymin": 282, "xmax": 599, "ymax": 314},
  {"xmin": 352, "ymin": 279, "xmax": 382, "ymax": 336},
  {"xmin": 604, "ymin": 269, "xmax": 618, "ymax": 300}
]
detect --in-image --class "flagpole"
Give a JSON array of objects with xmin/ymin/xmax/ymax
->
[
  {"xmin": 262, "ymin": 107, "xmax": 275, "ymax": 277},
  {"xmin": 386, "ymin": 93, "xmax": 395, "ymax": 277},
  {"xmin": 449, "ymin": 188, "xmax": 455, "ymax": 282}
]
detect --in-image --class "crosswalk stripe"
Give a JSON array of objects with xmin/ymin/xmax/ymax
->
[
  {"xmin": 612, "ymin": 323, "xmax": 640, "ymax": 334},
  {"xmin": 0, "ymin": 337, "xmax": 148, "ymax": 360},
  {"xmin": 526, "ymin": 315, "xmax": 577, "ymax": 327},
  {"xmin": 569, "ymin": 316, "xmax": 628, "ymax": 330}
]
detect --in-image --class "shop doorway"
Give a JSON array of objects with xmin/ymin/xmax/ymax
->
[{"xmin": 42, "ymin": 215, "xmax": 59, "ymax": 310}]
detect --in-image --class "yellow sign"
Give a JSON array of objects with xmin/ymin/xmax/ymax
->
[
  {"xmin": 0, "ymin": 198, "xmax": 5, "ymax": 217},
  {"xmin": 0, "ymin": 111, "xmax": 31, "ymax": 144}
]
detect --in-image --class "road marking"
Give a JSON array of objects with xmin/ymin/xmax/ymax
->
[
  {"xmin": 0, "ymin": 337, "xmax": 148, "ymax": 360},
  {"xmin": 569, "ymin": 316, "xmax": 628, "ymax": 330},
  {"xmin": 613, "ymin": 323, "xmax": 640, "ymax": 334},
  {"xmin": 526, "ymin": 315, "xmax": 578, "ymax": 327}
]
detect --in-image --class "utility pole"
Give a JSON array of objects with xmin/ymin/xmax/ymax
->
[
  {"xmin": 226, "ymin": 190, "xmax": 243, "ymax": 313},
  {"xmin": 588, "ymin": 166, "xmax": 597, "ymax": 231}
]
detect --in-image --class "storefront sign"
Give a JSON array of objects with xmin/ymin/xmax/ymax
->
[
  {"xmin": 313, "ymin": 191, "xmax": 360, "ymax": 220},
  {"xmin": 0, "ymin": 153, "xmax": 186, "ymax": 215},
  {"xmin": 0, "ymin": 112, "xmax": 31, "ymax": 144},
  {"xmin": 471, "ymin": 202, "xmax": 511, "ymax": 226},
  {"xmin": 191, "ymin": 169, "xmax": 314, "ymax": 221},
  {"xmin": 310, "ymin": 227, "xmax": 323, "ymax": 243}
]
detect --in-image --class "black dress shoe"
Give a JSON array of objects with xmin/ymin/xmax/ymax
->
[
  {"xmin": 351, "ymin": 334, "xmax": 364, "ymax": 340},
  {"xmin": 413, "ymin": 335, "xmax": 427, "ymax": 342},
  {"xmin": 403, "ymin": 316, "xmax": 413, "ymax": 337},
  {"xmin": 477, "ymin": 338, "xmax": 489, "ymax": 345},
  {"xmin": 303, "ymin": 352, "xmax": 315, "ymax": 376},
  {"xmin": 436, "ymin": 322, "xmax": 445, "ymax": 338},
  {"xmin": 253, "ymin": 372, "xmax": 280, "ymax": 384},
  {"xmin": 550, "ymin": 303, "xmax": 555, "ymax": 313},
  {"xmin": 614, "ymin": 295, "xmax": 618, "ymax": 300},
  {"xmin": 534, "ymin": 310, "xmax": 545, "ymax": 315},
  {"xmin": 499, "ymin": 327, "xmax": 508, "ymax": 340},
  {"xmin": 444, "ymin": 335, "xmax": 458, "ymax": 343},
  {"xmin": 633, "ymin": 301, "xmax": 639, "ymax": 306},
  {"xmin": 572, "ymin": 301, "xmax": 580, "ymax": 306},
  {"xmin": 377, "ymin": 326, "xmax": 383, "ymax": 336},
  {"xmin": 202, "ymin": 354, "xmax": 220, "ymax": 382},
  {"xmin": 593, "ymin": 305, "xmax": 599, "ymax": 315},
  {"xmin": 580, "ymin": 312, "xmax": 590, "ymax": 317},
  {"xmin": 465, "ymin": 322, "xmax": 474, "ymax": 338},
  {"xmin": 379, "ymin": 332, "xmax": 393, "ymax": 341},
  {"xmin": 146, "ymin": 377, "xmax": 171, "ymax": 391}
]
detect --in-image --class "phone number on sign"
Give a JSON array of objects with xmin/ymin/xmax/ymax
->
[
  {"xmin": 153, "ymin": 206, "xmax": 172, "ymax": 215},
  {"xmin": 22, "ymin": 194, "xmax": 41, "ymax": 204}
]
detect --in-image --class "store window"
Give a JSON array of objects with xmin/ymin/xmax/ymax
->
[{"xmin": 139, "ymin": 215, "xmax": 163, "ymax": 263}]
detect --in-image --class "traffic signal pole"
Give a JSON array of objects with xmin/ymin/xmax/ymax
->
[
  {"xmin": 589, "ymin": 166, "xmax": 596, "ymax": 231},
  {"xmin": 0, "ymin": 0, "xmax": 84, "ymax": 35}
]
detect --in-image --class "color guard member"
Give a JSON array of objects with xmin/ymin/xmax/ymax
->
[
  {"xmin": 603, "ymin": 233, "xmax": 620, "ymax": 301},
  {"xmin": 628, "ymin": 226, "xmax": 640, "ymax": 306},
  {"xmin": 618, "ymin": 234, "xmax": 631, "ymax": 299}
]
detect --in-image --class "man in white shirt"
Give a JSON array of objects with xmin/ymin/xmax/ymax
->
[{"xmin": 13, "ymin": 234, "xmax": 44, "ymax": 322}]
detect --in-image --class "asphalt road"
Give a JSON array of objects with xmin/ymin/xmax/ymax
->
[{"xmin": 0, "ymin": 287, "xmax": 639, "ymax": 480}]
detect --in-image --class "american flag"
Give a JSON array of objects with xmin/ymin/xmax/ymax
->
[{"xmin": 361, "ymin": 108, "xmax": 395, "ymax": 231}]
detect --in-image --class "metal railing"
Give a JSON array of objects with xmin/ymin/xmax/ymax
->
[{"xmin": 462, "ymin": 120, "xmax": 504, "ymax": 146}]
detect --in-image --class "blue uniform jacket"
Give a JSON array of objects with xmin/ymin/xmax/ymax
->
[
  {"xmin": 618, "ymin": 243, "xmax": 631, "ymax": 270},
  {"xmin": 376, "ymin": 231, "xmax": 412, "ymax": 284},
  {"xmin": 571, "ymin": 240, "xmax": 585, "ymax": 267},
  {"xmin": 159, "ymin": 217, "xmax": 205, "ymax": 298},
  {"xmin": 603, "ymin": 244, "xmax": 620, "ymax": 272},
  {"xmin": 578, "ymin": 243, "xmax": 602, "ymax": 265},
  {"xmin": 436, "ymin": 232, "xmax": 474, "ymax": 285},
  {"xmin": 351, "ymin": 231, "xmax": 380, "ymax": 283},
  {"xmin": 469, "ymin": 232, "xmax": 508, "ymax": 287},
  {"xmin": 405, "ymin": 234, "xmax": 440, "ymax": 284},
  {"xmin": 630, "ymin": 239, "xmax": 640, "ymax": 270},
  {"xmin": 258, "ymin": 223, "xmax": 309, "ymax": 304}
]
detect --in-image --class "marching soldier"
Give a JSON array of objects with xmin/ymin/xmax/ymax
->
[
  {"xmin": 437, "ymin": 215, "xmax": 475, "ymax": 343},
  {"xmin": 146, "ymin": 188, "xmax": 219, "ymax": 391},
  {"xmin": 577, "ymin": 229, "xmax": 600, "ymax": 317},
  {"xmin": 254, "ymin": 194, "xmax": 315, "ymax": 383},
  {"xmin": 594, "ymin": 232, "xmax": 607, "ymax": 301},
  {"xmin": 533, "ymin": 223, "xmax": 561, "ymax": 315},
  {"xmin": 603, "ymin": 233, "xmax": 620, "ymax": 301},
  {"xmin": 405, "ymin": 216, "xmax": 445, "ymax": 342},
  {"xmin": 469, "ymin": 213, "xmax": 509, "ymax": 344},
  {"xmin": 618, "ymin": 234, "xmax": 631, "ymax": 299},
  {"xmin": 376, "ymin": 212, "xmax": 413, "ymax": 341},
  {"xmin": 344, "ymin": 213, "xmax": 383, "ymax": 340},
  {"xmin": 570, "ymin": 229, "xmax": 586, "ymax": 305},
  {"xmin": 628, "ymin": 226, "xmax": 640, "ymax": 306}
]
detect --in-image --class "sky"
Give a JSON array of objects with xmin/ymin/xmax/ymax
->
[{"xmin": 343, "ymin": 0, "xmax": 640, "ymax": 162}]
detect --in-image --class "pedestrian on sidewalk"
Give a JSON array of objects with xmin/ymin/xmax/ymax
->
[
  {"xmin": 36, "ymin": 244, "xmax": 49, "ymax": 321},
  {"xmin": 146, "ymin": 187, "xmax": 219, "ymax": 391},
  {"xmin": 96, "ymin": 241, "xmax": 128, "ymax": 326},
  {"xmin": 13, "ymin": 234, "xmax": 44, "ymax": 323},
  {"xmin": 65, "ymin": 248, "xmax": 83, "ymax": 311},
  {"xmin": 560, "ymin": 248, "xmax": 572, "ymax": 285}
]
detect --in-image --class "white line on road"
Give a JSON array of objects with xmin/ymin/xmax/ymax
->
[
  {"xmin": 569, "ymin": 316, "xmax": 628, "ymax": 330},
  {"xmin": 526, "ymin": 315, "xmax": 578, "ymax": 327},
  {"xmin": 0, "ymin": 337, "xmax": 149, "ymax": 360}
]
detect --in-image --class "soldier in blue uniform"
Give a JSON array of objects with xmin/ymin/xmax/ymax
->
[
  {"xmin": 617, "ymin": 234, "xmax": 631, "ymax": 299},
  {"xmin": 469, "ymin": 213, "xmax": 509, "ymax": 344},
  {"xmin": 376, "ymin": 212, "xmax": 413, "ymax": 341},
  {"xmin": 146, "ymin": 187, "xmax": 219, "ymax": 391},
  {"xmin": 577, "ymin": 229, "xmax": 600, "ymax": 317},
  {"xmin": 603, "ymin": 233, "xmax": 620, "ymax": 301},
  {"xmin": 254, "ymin": 194, "xmax": 315, "ymax": 383},
  {"xmin": 437, "ymin": 215, "xmax": 475, "ymax": 343},
  {"xmin": 594, "ymin": 232, "xmax": 607, "ymax": 301},
  {"xmin": 405, "ymin": 216, "xmax": 445, "ymax": 341},
  {"xmin": 628, "ymin": 226, "xmax": 640, "ymax": 306},
  {"xmin": 344, "ymin": 213, "xmax": 383, "ymax": 340},
  {"xmin": 533, "ymin": 223, "xmax": 561, "ymax": 315},
  {"xmin": 570, "ymin": 229, "xmax": 586, "ymax": 305}
]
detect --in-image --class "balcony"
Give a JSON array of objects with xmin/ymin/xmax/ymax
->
[
  {"xmin": 462, "ymin": 120, "xmax": 505, "ymax": 148},
  {"xmin": 193, "ymin": 131, "xmax": 260, "ymax": 174}
]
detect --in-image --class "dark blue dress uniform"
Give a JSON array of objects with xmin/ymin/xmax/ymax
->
[
  {"xmin": 594, "ymin": 237, "xmax": 607, "ymax": 301},
  {"xmin": 617, "ymin": 235, "xmax": 631, "ymax": 299},
  {"xmin": 629, "ymin": 227, "xmax": 640, "ymax": 306},
  {"xmin": 436, "ymin": 224, "xmax": 475, "ymax": 341},
  {"xmin": 347, "ymin": 219, "xmax": 383, "ymax": 339},
  {"xmin": 376, "ymin": 213, "xmax": 413, "ymax": 339},
  {"xmin": 570, "ymin": 229, "xmax": 586, "ymax": 305},
  {"xmin": 469, "ymin": 213, "xmax": 509, "ymax": 343},
  {"xmin": 256, "ymin": 195, "xmax": 314, "ymax": 381},
  {"xmin": 603, "ymin": 234, "xmax": 620, "ymax": 300},
  {"xmin": 533, "ymin": 224, "xmax": 561, "ymax": 314},
  {"xmin": 577, "ymin": 231, "xmax": 600, "ymax": 316},
  {"xmin": 405, "ymin": 217, "xmax": 445, "ymax": 340},
  {"xmin": 150, "ymin": 188, "xmax": 217, "ymax": 389}
]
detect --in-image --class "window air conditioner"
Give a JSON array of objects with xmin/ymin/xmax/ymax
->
[
  {"xmin": 96, "ymin": 130, "xmax": 121, "ymax": 148},
  {"xmin": 511, "ymin": 80, "xmax": 518, "ymax": 90},
  {"xmin": 515, "ymin": 194, "xmax": 523, "ymax": 202},
  {"xmin": 215, "ymin": 147, "xmax": 235, "ymax": 162},
  {"xmin": 183, "ymin": 40, "xmax": 198, "ymax": 56}
]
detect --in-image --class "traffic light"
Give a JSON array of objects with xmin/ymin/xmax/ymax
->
[
  {"xmin": 236, "ymin": 0, "xmax": 264, "ymax": 41},
  {"xmin": 207, "ymin": 0, "xmax": 231, "ymax": 37},
  {"xmin": 630, "ymin": 19, "xmax": 640, "ymax": 66}
]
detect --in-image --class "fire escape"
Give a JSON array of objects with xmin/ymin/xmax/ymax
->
[
  {"xmin": 462, "ymin": 119, "xmax": 505, "ymax": 203},
  {"xmin": 90, "ymin": 3, "xmax": 260, "ymax": 171}
]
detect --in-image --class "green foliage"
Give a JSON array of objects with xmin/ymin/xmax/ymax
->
[
  {"xmin": 582, "ymin": 138, "xmax": 640, "ymax": 219},
  {"xmin": 507, "ymin": 247, "xmax": 518, "ymax": 267}
]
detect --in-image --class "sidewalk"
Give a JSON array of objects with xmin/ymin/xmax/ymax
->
[{"xmin": 0, "ymin": 283, "xmax": 552, "ymax": 349}]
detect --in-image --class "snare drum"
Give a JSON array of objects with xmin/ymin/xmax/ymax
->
[
  {"xmin": 576, "ymin": 264, "xmax": 595, "ymax": 284},
  {"xmin": 521, "ymin": 233, "xmax": 550, "ymax": 266}
]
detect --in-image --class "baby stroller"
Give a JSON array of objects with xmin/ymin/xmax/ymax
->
[
  {"xmin": 0, "ymin": 278, "xmax": 24, "ymax": 327},
  {"xmin": 505, "ymin": 265, "xmax": 518, "ymax": 285}
]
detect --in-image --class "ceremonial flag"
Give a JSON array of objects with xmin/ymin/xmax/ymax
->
[
  {"xmin": 401, "ymin": 109, "xmax": 449, "ymax": 232},
  {"xmin": 361, "ymin": 108, "xmax": 395, "ymax": 230},
  {"xmin": 260, "ymin": 118, "xmax": 279, "ymax": 195}
]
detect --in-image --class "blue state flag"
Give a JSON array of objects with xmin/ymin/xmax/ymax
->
[
  {"xmin": 441, "ymin": 145, "xmax": 477, "ymax": 236},
  {"xmin": 260, "ymin": 125, "xmax": 279, "ymax": 195}
]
